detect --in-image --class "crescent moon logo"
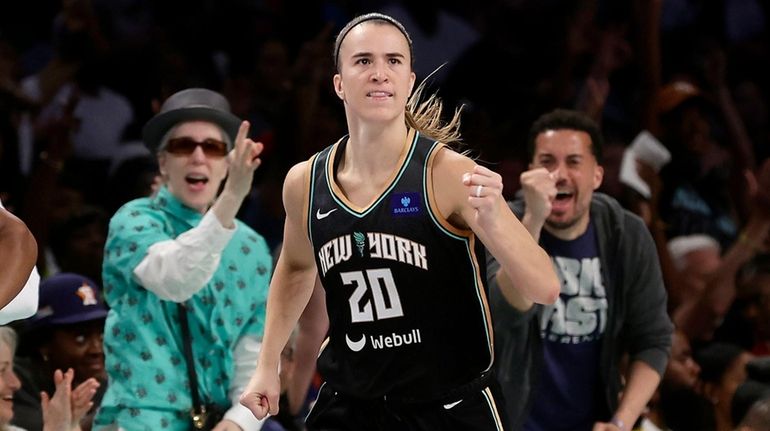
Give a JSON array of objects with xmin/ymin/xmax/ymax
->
[{"xmin": 345, "ymin": 334, "xmax": 366, "ymax": 352}]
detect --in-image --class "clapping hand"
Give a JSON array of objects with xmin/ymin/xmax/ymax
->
[{"xmin": 41, "ymin": 368, "xmax": 99, "ymax": 431}]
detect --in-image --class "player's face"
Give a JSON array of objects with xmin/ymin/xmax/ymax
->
[
  {"xmin": 333, "ymin": 22, "xmax": 415, "ymax": 125},
  {"xmin": 531, "ymin": 129, "xmax": 603, "ymax": 236}
]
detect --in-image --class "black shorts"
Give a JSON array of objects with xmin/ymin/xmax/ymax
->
[{"xmin": 305, "ymin": 382, "xmax": 508, "ymax": 431}]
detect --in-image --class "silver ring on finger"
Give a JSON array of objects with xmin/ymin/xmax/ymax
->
[{"xmin": 475, "ymin": 184, "xmax": 483, "ymax": 198}]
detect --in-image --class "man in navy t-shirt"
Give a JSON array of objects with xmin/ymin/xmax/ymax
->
[
  {"xmin": 525, "ymin": 223, "xmax": 606, "ymax": 430},
  {"xmin": 489, "ymin": 109, "xmax": 673, "ymax": 431}
]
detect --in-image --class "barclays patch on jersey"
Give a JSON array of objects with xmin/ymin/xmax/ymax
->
[{"xmin": 390, "ymin": 192, "xmax": 422, "ymax": 217}]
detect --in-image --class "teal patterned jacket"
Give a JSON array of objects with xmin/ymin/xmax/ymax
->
[{"xmin": 94, "ymin": 186, "xmax": 272, "ymax": 431}]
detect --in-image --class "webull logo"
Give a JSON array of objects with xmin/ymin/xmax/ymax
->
[{"xmin": 345, "ymin": 329, "xmax": 422, "ymax": 352}]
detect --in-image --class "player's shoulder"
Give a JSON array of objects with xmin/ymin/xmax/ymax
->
[
  {"xmin": 430, "ymin": 145, "xmax": 475, "ymax": 176},
  {"xmin": 285, "ymin": 155, "xmax": 319, "ymax": 192}
]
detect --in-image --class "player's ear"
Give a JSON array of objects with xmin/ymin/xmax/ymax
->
[{"xmin": 334, "ymin": 74, "xmax": 344, "ymax": 100}]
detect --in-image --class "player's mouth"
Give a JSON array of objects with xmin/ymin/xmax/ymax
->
[{"xmin": 367, "ymin": 91, "xmax": 393, "ymax": 99}]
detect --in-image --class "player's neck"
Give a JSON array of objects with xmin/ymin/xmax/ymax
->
[{"xmin": 344, "ymin": 121, "xmax": 409, "ymax": 176}]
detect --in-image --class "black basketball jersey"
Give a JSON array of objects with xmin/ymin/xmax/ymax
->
[{"xmin": 306, "ymin": 129, "xmax": 494, "ymax": 401}]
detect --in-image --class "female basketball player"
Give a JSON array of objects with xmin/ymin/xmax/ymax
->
[{"xmin": 241, "ymin": 13, "xmax": 559, "ymax": 430}]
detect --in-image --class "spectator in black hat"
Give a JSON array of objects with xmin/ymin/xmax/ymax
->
[
  {"xmin": 94, "ymin": 88, "xmax": 272, "ymax": 430},
  {"xmin": 12, "ymin": 272, "xmax": 107, "ymax": 431}
]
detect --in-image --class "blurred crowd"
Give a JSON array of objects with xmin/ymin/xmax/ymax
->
[{"xmin": 1, "ymin": 0, "xmax": 770, "ymax": 430}]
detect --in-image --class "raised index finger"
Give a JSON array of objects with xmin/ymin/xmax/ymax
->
[{"xmin": 234, "ymin": 121, "xmax": 251, "ymax": 155}]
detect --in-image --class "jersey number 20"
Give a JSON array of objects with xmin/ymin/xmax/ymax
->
[{"xmin": 341, "ymin": 268, "xmax": 404, "ymax": 323}]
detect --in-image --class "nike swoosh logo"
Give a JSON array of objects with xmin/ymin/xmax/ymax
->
[
  {"xmin": 316, "ymin": 208, "xmax": 337, "ymax": 220},
  {"xmin": 443, "ymin": 399, "xmax": 463, "ymax": 410},
  {"xmin": 345, "ymin": 334, "xmax": 366, "ymax": 352}
]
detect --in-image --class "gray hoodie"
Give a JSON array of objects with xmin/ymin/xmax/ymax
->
[{"xmin": 488, "ymin": 192, "xmax": 673, "ymax": 430}]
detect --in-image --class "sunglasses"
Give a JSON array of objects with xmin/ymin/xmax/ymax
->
[{"xmin": 164, "ymin": 137, "xmax": 229, "ymax": 157}]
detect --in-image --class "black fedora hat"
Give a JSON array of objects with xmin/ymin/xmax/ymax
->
[{"xmin": 142, "ymin": 88, "xmax": 241, "ymax": 152}]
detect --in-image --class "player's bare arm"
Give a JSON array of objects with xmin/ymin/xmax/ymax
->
[
  {"xmin": 431, "ymin": 148, "xmax": 559, "ymax": 307},
  {"xmin": 240, "ymin": 160, "xmax": 319, "ymax": 419}
]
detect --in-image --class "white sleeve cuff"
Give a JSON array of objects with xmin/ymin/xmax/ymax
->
[
  {"xmin": 195, "ymin": 210, "xmax": 237, "ymax": 250},
  {"xmin": 133, "ymin": 211, "xmax": 236, "ymax": 302}
]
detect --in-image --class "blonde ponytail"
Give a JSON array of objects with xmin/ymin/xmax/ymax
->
[{"xmin": 405, "ymin": 76, "xmax": 463, "ymax": 148}]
